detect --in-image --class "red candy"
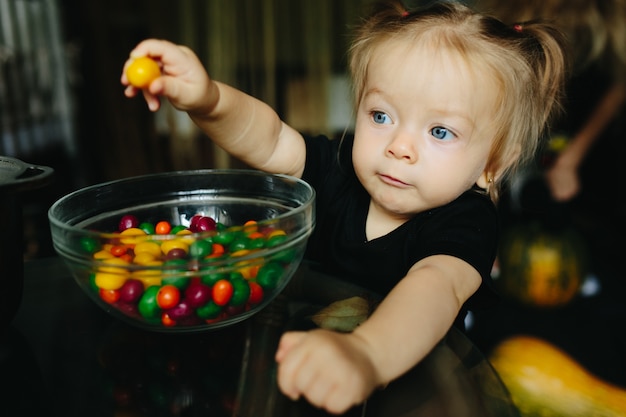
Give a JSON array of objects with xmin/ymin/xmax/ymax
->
[
  {"xmin": 185, "ymin": 283, "xmax": 212, "ymax": 308},
  {"xmin": 189, "ymin": 214, "xmax": 217, "ymax": 232},
  {"xmin": 118, "ymin": 214, "xmax": 139, "ymax": 232},
  {"xmin": 166, "ymin": 299, "xmax": 194, "ymax": 320},
  {"xmin": 119, "ymin": 279, "xmax": 144, "ymax": 303}
]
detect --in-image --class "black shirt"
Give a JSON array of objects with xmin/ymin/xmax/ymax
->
[{"xmin": 302, "ymin": 134, "xmax": 499, "ymax": 324}]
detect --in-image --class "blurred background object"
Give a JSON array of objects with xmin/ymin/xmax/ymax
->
[
  {"xmin": 0, "ymin": 0, "xmax": 76, "ymax": 169},
  {"xmin": 1, "ymin": 0, "xmax": 77, "ymax": 259},
  {"xmin": 468, "ymin": 1, "xmax": 626, "ymax": 414}
]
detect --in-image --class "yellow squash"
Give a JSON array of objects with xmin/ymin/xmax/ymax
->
[{"xmin": 489, "ymin": 335, "xmax": 626, "ymax": 416}]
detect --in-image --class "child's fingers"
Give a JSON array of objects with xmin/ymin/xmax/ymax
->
[
  {"xmin": 142, "ymin": 88, "xmax": 161, "ymax": 112},
  {"xmin": 128, "ymin": 38, "xmax": 169, "ymax": 60},
  {"xmin": 129, "ymin": 39, "xmax": 190, "ymax": 73},
  {"xmin": 275, "ymin": 331, "xmax": 310, "ymax": 400},
  {"xmin": 123, "ymin": 84, "xmax": 138, "ymax": 98},
  {"xmin": 275, "ymin": 331, "xmax": 306, "ymax": 362}
]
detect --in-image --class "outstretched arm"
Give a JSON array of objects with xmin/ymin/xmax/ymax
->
[
  {"xmin": 121, "ymin": 39, "xmax": 306, "ymax": 177},
  {"xmin": 275, "ymin": 254, "xmax": 481, "ymax": 414}
]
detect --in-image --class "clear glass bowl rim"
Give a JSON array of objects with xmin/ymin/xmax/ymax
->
[{"xmin": 48, "ymin": 168, "xmax": 315, "ymax": 236}]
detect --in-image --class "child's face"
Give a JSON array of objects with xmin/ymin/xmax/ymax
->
[{"xmin": 352, "ymin": 39, "xmax": 499, "ymax": 219}]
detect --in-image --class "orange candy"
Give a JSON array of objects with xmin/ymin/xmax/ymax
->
[{"xmin": 155, "ymin": 221, "xmax": 172, "ymax": 235}]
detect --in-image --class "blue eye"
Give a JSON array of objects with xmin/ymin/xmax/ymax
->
[
  {"xmin": 372, "ymin": 111, "xmax": 391, "ymax": 125},
  {"xmin": 431, "ymin": 126, "xmax": 453, "ymax": 140}
]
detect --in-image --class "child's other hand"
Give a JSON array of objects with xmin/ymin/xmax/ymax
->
[
  {"xmin": 121, "ymin": 39, "xmax": 215, "ymax": 113},
  {"xmin": 275, "ymin": 329, "xmax": 380, "ymax": 414}
]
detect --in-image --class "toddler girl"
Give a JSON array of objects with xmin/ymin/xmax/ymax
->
[{"xmin": 122, "ymin": 1, "xmax": 567, "ymax": 414}]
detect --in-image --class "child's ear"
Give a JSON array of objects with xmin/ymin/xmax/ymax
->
[
  {"xmin": 477, "ymin": 145, "xmax": 521, "ymax": 189},
  {"xmin": 476, "ymin": 172, "xmax": 493, "ymax": 189}
]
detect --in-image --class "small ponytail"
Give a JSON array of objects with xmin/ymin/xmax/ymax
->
[{"xmin": 512, "ymin": 19, "xmax": 570, "ymax": 129}]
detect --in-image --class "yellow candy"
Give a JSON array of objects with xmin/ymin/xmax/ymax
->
[
  {"xmin": 97, "ymin": 257, "xmax": 130, "ymax": 270},
  {"xmin": 94, "ymin": 258, "xmax": 131, "ymax": 290},
  {"xmin": 119, "ymin": 227, "xmax": 148, "ymax": 245},
  {"xmin": 160, "ymin": 239, "xmax": 189, "ymax": 256},
  {"xmin": 94, "ymin": 272, "xmax": 127, "ymax": 290},
  {"xmin": 133, "ymin": 252, "xmax": 158, "ymax": 265},
  {"xmin": 93, "ymin": 249, "xmax": 114, "ymax": 260},
  {"xmin": 126, "ymin": 56, "xmax": 161, "ymax": 89},
  {"xmin": 132, "ymin": 260, "xmax": 163, "ymax": 287},
  {"xmin": 235, "ymin": 260, "xmax": 261, "ymax": 279},
  {"xmin": 267, "ymin": 229, "xmax": 287, "ymax": 239},
  {"xmin": 230, "ymin": 249, "xmax": 251, "ymax": 258},
  {"xmin": 134, "ymin": 241, "xmax": 162, "ymax": 258},
  {"xmin": 136, "ymin": 275, "xmax": 163, "ymax": 288}
]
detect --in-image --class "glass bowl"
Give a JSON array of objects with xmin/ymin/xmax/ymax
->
[{"xmin": 48, "ymin": 169, "xmax": 315, "ymax": 332}]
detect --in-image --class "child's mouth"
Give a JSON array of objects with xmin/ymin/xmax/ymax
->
[{"xmin": 379, "ymin": 173, "xmax": 409, "ymax": 187}]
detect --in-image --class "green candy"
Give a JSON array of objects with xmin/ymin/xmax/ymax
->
[
  {"xmin": 196, "ymin": 301, "xmax": 222, "ymax": 319},
  {"xmin": 161, "ymin": 259, "xmax": 190, "ymax": 288},
  {"xmin": 256, "ymin": 261, "xmax": 284, "ymax": 289},
  {"xmin": 80, "ymin": 237, "xmax": 100, "ymax": 254},
  {"xmin": 189, "ymin": 239, "xmax": 213, "ymax": 258},
  {"xmin": 138, "ymin": 286, "xmax": 161, "ymax": 319},
  {"xmin": 138, "ymin": 221, "xmax": 156, "ymax": 235},
  {"xmin": 229, "ymin": 274, "xmax": 251, "ymax": 306}
]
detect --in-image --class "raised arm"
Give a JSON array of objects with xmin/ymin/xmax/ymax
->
[{"xmin": 121, "ymin": 39, "xmax": 306, "ymax": 177}]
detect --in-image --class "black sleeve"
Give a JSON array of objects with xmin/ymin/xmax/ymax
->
[
  {"xmin": 417, "ymin": 192, "xmax": 500, "ymax": 310},
  {"xmin": 301, "ymin": 133, "xmax": 338, "ymax": 190}
]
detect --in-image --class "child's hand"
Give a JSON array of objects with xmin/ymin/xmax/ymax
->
[
  {"xmin": 121, "ymin": 39, "xmax": 215, "ymax": 113},
  {"xmin": 275, "ymin": 329, "xmax": 381, "ymax": 414}
]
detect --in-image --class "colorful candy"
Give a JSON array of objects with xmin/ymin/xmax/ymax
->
[{"xmin": 82, "ymin": 214, "xmax": 295, "ymax": 328}]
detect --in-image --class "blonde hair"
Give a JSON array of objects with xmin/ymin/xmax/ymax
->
[
  {"xmin": 474, "ymin": 0, "xmax": 626, "ymax": 81},
  {"xmin": 348, "ymin": 1, "xmax": 568, "ymax": 202}
]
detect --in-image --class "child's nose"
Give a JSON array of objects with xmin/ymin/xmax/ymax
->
[{"xmin": 386, "ymin": 133, "xmax": 417, "ymax": 163}]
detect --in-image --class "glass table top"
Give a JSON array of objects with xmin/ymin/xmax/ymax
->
[{"xmin": 2, "ymin": 257, "xmax": 518, "ymax": 417}]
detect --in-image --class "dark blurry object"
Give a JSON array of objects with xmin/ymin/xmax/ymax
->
[
  {"xmin": 0, "ymin": 156, "xmax": 53, "ymax": 330},
  {"xmin": 0, "ymin": 326, "xmax": 47, "ymax": 414},
  {"xmin": 497, "ymin": 220, "xmax": 588, "ymax": 308}
]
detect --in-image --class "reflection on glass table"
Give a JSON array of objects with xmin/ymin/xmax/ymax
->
[{"xmin": 2, "ymin": 257, "xmax": 519, "ymax": 417}]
